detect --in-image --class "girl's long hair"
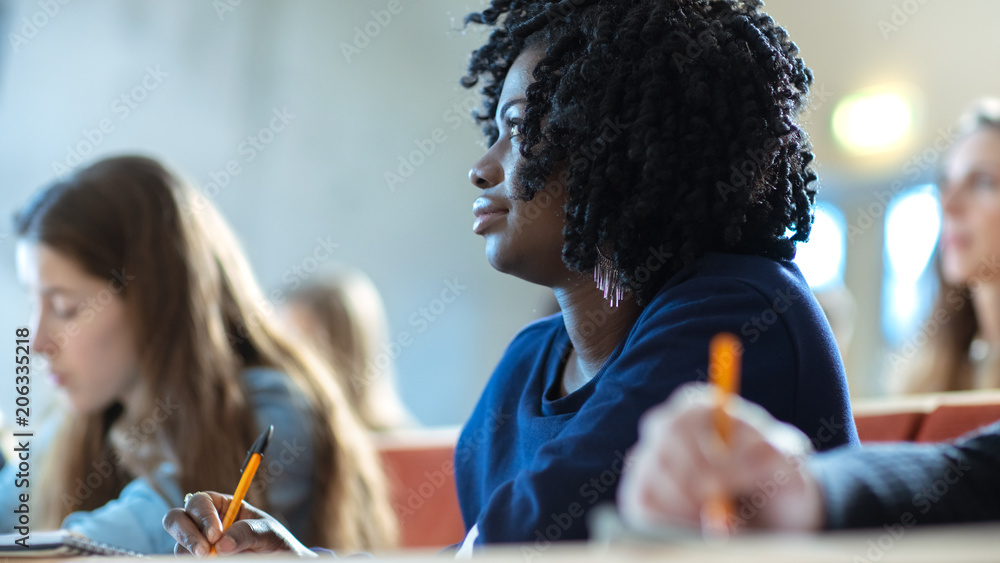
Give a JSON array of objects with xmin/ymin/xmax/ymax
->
[{"xmin": 16, "ymin": 155, "xmax": 397, "ymax": 550}]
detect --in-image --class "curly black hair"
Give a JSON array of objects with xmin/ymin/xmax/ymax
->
[{"xmin": 462, "ymin": 0, "xmax": 818, "ymax": 305}]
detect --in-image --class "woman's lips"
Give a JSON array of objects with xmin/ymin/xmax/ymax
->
[
  {"xmin": 473, "ymin": 198, "xmax": 509, "ymax": 234},
  {"xmin": 473, "ymin": 211, "xmax": 508, "ymax": 234},
  {"xmin": 942, "ymin": 234, "xmax": 970, "ymax": 251}
]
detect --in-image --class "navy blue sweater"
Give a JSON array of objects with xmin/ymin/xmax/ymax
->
[{"xmin": 455, "ymin": 252, "xmax": 859, "ymax": 548}]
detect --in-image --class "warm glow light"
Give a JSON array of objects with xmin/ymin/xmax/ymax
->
[{"xmin": 832, "ymin": 91, "xmax": 913, "ymax": 154}]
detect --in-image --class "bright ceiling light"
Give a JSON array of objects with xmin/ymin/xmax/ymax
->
[{"xmin": 832, "ymin": 90, "xmax": 913, "ymax": 154}]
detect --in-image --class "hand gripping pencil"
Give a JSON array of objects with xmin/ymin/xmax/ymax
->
[
  {"xmin": 702, "ymin": 333, "xmax": 741, "ymax": 537},
  {"xmin": 210, "ymin": 425, "xmax": 273, "ymax": 556}
]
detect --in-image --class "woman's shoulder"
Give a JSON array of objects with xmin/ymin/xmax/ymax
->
[
  {"xmin": 649, "ymin": 252, "xmax": 810, "ymax": 307},
  {"xmin": 241, "ymin": 366, "xmax": 306, "ymax": 401},
  {"xmin": 240, "ymin": 367, "xmax": 314, "ymax": 442},
  {"xmin": 630, "ymin": 251, "xmax": 824, "ymax": 347},
  {"xmin": 677, "ymin": 251, "xmax": 805, "ymax": 286}
]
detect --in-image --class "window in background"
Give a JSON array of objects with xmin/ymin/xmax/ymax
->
[
  {"xmin": 795, "ymin": 202, "xmax": 858, "ymax": 361},
  {"xmin": 881, "ymin": 184, "xmax": 942, "ymax": 346},
  {"xmin": 795, "ymin": 202, "xmax": 846, "ymax": 290}
]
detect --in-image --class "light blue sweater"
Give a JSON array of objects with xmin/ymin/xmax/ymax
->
[{"xmin": 0, "ymin": 367, "xmax": 318, "ymax": 554}]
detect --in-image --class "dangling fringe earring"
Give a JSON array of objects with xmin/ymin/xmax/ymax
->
[{"xmin": 594, "ymin": 246, "xmax": 624, "ymax": 307}]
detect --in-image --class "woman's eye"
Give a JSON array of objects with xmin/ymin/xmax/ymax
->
[
  {"xmin": 972, "ymin": 173, "xmax": 997, "ymax": 191},
  {"xmin": 51, "ymin": 301, "xmax": 79, "ymax": 319},
  {"xmin": 508, "ymin": 120, "xmax": 523, "ymax": 138},
  {"xmin": 55, "ymin": 308, "xmax": 75, "ymax": 319}
]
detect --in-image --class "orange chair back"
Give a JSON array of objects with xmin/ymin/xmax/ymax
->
[
  {"xmin": 852, "ymin": 391, "xmax": 1000, "ymax": 443},
  {"xmin": 375, "ymin": 428, "xmax": 467, "ymax": 549},
  {"xmin": 915, "ymin": 403, "xmax": 1000, "ymax": 442}
]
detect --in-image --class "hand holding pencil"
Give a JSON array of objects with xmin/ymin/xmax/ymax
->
[
  {"xmin": 210, "ymin": 425, "xmax": 273, "ymax": 555},
  {"xmin": 162, "ymin": 426, "xmax": 315, "ymax": 557},
  {"xmin": 619, "ymin": 369, "xmax": 824, "ymax": 534}
]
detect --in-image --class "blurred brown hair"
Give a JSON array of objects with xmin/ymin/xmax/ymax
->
[
  {"xmin": 283, "ymin": 271, "xmax": 413, "ymax": 431},
  {"xmin": 15, "ymin": 155, "xmax": 397, "ymax": 550}
]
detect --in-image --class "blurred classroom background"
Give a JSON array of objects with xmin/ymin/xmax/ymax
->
[{"xmin": 1, "ymin": 0, "xmax": 998, "ymax": 426}]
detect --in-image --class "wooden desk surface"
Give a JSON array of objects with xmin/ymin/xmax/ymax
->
[{"xmin": 44, "ymin": 523, "xmax": 1000, "ymax": 562}]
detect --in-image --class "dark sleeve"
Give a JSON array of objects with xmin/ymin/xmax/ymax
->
[{"xmin": 810, "ymin": 422, "xmax": 1000, "ymax": 529}]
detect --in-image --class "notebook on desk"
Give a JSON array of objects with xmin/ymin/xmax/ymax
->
[{"xmin": 0, "ymin": 530, "xmax": 145, "ymax": 558}]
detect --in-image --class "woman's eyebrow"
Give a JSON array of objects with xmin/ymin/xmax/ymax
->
[
  {"xmin": 498, "ymin": 97, "xmax": 527, "ymax": 120},
  {"xmin": 41, "ymin": 287, "xmax": 74, "ymax": 297}
]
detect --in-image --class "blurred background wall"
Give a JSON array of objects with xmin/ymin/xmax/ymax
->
[{"xmin": 0, "ymin": 0, "xmax": 998, "ymax": 426}]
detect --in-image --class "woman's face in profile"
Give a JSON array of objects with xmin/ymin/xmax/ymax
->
[
  {"xmin": 468, "ymin": 44, "xmax": 571, "ymax": 287},
  {"xmin": 939, "ymin": 127, "xmax": 1000, "ymax": 287},
  {"xmin": 16, "ymin": 242, "xmax": 140, "ymax": 414}
]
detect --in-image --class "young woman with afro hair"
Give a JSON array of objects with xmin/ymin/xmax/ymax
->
[{"xmin": 165, "ymin": 0, "xmax": 859, "ymax": 555}]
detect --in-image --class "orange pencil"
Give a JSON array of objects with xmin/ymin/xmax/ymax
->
[
  {"xmin": 702, "ymin": 333, "xmax": 741, "ymax": 537},
  {"xmin": 210, "ymin": 425, "xmax": 273, "ymax": 556}
]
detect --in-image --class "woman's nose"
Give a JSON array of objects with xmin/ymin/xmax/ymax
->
[
  {"xmin": 31, "ymin": 317, "xmax": 59, "ymax": 358},
  {"xmin": 469, "ymin": 149, "xmax": 503, "ymax": 190},
  {"xmin": 941, "ymin": 183, "xmax": 964, "ymax": 217}
]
